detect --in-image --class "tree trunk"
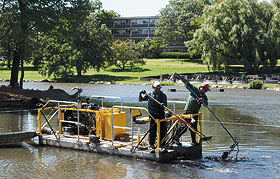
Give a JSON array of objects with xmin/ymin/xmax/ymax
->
[
  {"xmin": 76, "ymin": 66, "xmax": 82, "ymax": 77},
  {"xmin": 10, "ymin": 47, "xmax": 20, "ymax": 87},
  {"xmin": 7, "ymin": 59, "xmax": 11, "ymax": 69},
  {"xmin": 20, "ymin": 55, "xmax": 24, "ymax": 88},
  {"xmin": 13, "ymin": 0, "xmax": 27, "ymax": 88},
  {"xmin": 7, "ymin": 48, "xmax": 11, "ymax": 69}
]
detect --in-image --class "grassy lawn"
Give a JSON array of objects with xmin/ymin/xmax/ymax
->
[
  {"xmin": 0, "ymin": 58, "xmax": 208, "ymax": 83},
  {"xmin": 82, "ymin": 58, "xmax": 208, "ymax": 84},
  {"xmin": 0, "ymin": 58, "xmax": 279, "ymax": 88}
]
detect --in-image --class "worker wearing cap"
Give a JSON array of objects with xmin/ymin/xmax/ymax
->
[
  {"xmin": 139, "ymin": 81, "xmax": 167, "ymax": 150},
  {"xmin": 174, "ymin": 75, "xmax": 210, "ymax": 146}
]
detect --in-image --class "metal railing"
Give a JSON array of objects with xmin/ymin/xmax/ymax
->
[
  {"xmin": 38, "ymin": 98, "xmax": 202, "ymax": 151},
  {"xmin": 111, "ymin": 102, "xmax": 202, "ymax": 151},
  {"xmin": 38, "ymin": 96, "xmax": 124, "ymax": 143},
  {"xmin": 38, "ymin": 100, "xmax": 79, "ymax": 141},
  {"xmin": 168, "ymin": 100, "xmax": 187, "ymax": 113},
  {"xmin": 90, "ymin": 95, "xmax": 122, "ymax": 107},
  {"xmin": 111, "ymin": 106, "xmax": 152, "ymax": 148}
]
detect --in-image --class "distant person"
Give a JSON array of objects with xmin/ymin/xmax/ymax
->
[
  {"xmin": 241, "ymin": 74, "xmax": 246, "ymax": 82},
  {"xmin": 173, "ymin": 73, "xmax": 210, "ymax": 146},
  {"xmin": 139, "ymin": 81, "xmax": 167, "ymax": 150}
]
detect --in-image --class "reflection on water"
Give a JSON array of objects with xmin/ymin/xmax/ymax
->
[
  {"xmin": 0, "ymin": 110, "xmax": 38, "ymax": 133},
  {"xmin": 1, "ymin": 83, "xmax": 280, "ymax": 178}
]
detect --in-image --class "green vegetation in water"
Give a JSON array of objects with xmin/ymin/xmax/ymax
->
[{"xmin": 249, "ymin": 80, "xmax": 263, "ymax": 89}]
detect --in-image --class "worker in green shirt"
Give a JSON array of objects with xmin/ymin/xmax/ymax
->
[{"xmin": 174, "ymin": 74, "xmax": 210, "ymax": 146}]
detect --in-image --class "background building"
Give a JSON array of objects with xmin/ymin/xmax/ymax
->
[
  {"xmin": 111, "ymin": 16, "xmax": 159, "ymax": 42},
  {"xmin": 111, "ymin": 16, "xmax": 186, "ymax": 52}
]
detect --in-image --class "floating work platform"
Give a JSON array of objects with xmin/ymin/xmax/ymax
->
[
  {"xmin": 0, "ymin": 131, "xmax": 37, "ymax": 145},
  {"xmin": 37, "ymin": 96, "xmax": 203, "ymax": 163},
  {"xmin": 39, "ymin": 135, "xmax": 202, "ymax": 163}
]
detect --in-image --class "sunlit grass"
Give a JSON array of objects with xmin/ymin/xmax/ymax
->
[{"xmin": 0, "ymin": 58, "xmax": 279, "ymax": 87}]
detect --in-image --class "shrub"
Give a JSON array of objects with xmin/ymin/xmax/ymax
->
[
  {"xmin": 249, "ymin": 80, "xmax": 263, "ymax": 89},
  {"xmin": 159, "ymin": 81, "xmax": 175, "ymax": 86},
  {"xmin": 159, "ymin": 52, "xmax": 190, "ymax": 58}
]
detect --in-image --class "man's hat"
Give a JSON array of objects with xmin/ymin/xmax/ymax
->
[
  {"xmin": 152, "ymin": 81, "xmax": 162, "ymax": 88},
  {"xmin": 200, "ymin": 83, "xmax": 211, "ymax": 91}
]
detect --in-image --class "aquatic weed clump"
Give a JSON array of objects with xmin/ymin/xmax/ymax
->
[{"xmin": 249, "ymin": 80, "xmax": 263, "ymax": 89}]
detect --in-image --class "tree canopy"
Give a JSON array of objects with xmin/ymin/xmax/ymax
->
[
  {"xmin": 0, "ymin": 0, "xmax": 92, "ymax": 87},
  {"xmin": 156, "ymin": 0, "xmax": 204, "ymax": 45},
  {"xmin": 0, "ymin": 0, "xmax": 116, "ymax": 85},
  {"xmin": 37, "ymin": 1, "xmax": 115, "ymax": 79},
  {"xmin": 111, "ymin": 40, "xmax": 145, "ymax": 70},
  {"xmin": 188, "ymin": 0, "xmax": 280, "ymax": 74}
]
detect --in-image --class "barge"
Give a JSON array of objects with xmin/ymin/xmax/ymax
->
[{"xmin": 37, "ymin": 96, "xmax": 203, "ymax": 163}]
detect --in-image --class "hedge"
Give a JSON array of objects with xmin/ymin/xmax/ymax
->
[{"xmin": 159, "ymin": 52, "xmax": 190, "ymax": 58}]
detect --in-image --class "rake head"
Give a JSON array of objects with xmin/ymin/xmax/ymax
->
[
  {"xmin": 201, "ymin": 136, "xmax": 212, "ymax": 142},
  {"xmin": 221, "ymin": 142, "xmax": 239, "ymax": 160}
]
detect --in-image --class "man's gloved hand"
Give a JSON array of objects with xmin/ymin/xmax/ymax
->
[
  {"xmin": 160, "ymin": 103, "xmax": 165, "ymax": 107},
  {"xmin": 197, "ymin": 98, "xmax": 204, "ymax": 104},
  {"xmin": 140, "ymin": 90, "xmax": 146, "ymax": 94},
  {"xmin": 191, "ymin": 117, "xmax": 196, "ymax": 123}
]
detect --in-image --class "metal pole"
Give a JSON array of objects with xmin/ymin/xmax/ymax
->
[
  {"xmin": 38, "ymin": 109, "xmax": 42, "ymax": 135},
  {"xmin": 111, "ymin": 108, "xmax": 114, "ymax": 146},
  {"xmin": 77, "ymin": 102, "xmax": 80, "ymax": 142},
  {"xmin": 58, "ymin": 103, "xmax": 60, "ymax": 141},
  {"xmin": 130, "ymin": 108, "xmax": 133, "ymax": 145}
]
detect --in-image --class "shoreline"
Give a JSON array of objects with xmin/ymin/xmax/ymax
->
[
  {"xmin": 0, "ymin": 85, "xmax": 73, "ymax": 109},
  {"xmin": 0, "ymin": 81, "xmax": 279, "ymax": 109}
]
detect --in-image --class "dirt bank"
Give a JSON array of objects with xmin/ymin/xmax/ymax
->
[{"xmin": 0, "ymin": 85, "xmax": 73, "ymax": 109}]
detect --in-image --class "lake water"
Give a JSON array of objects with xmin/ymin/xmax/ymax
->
[{"xmin": 0, "ymin": 82, "xmax": 280, "ymax": 179}]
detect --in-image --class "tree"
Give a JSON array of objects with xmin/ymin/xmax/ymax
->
[
  {"xmin": 188, "ymin": 0, "xmax": 280, "ymax": 74},
  {"xmin": 136, "ymin": 38, "xmax": 163, "ymax": 58},
  {"xmin": 111, "ymin": 40, "xmax": 145, "ymax": 70},
  {"xmin": 156, "ymin": 0, "xmax": 204, "ymax": 45},
  {"xmin": 37, "ymin": 1, "xmax": 115, "ymax": 79},
  {"xmin": 0, "ymin": 1, "xmax": 16, "ymax": 69},
  {"xmin": 0, "ymin": 0, "xmax": 90, "ymax": 88}
]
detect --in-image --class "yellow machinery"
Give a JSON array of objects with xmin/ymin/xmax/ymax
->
[
  {"xmin": 97, "ymin": 110, "xmax": 127, "ymax": 140},
  {"xmin": 38, "ymin": 101, "xmax": 129, "ymax": 142}
]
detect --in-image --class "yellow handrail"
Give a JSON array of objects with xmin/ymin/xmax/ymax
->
[{"xmin": 155, "ymin": 112, "xmax": 202, "ymax": 151}]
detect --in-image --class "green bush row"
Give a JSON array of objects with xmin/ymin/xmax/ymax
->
[{"xmin": 159, "ymin": 52, "xmax": 190, "ymax": 58}]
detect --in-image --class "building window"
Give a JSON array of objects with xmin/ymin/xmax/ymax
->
[
  {"xmin": 150, "ymin": 19, "xmax": 157, "ymax": 24},
  {"xmin": 132, "ymin": 30, "xmax": 138, "ymax": 34}
]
